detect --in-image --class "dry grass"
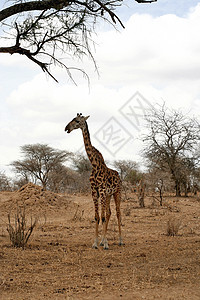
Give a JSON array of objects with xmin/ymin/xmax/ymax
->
[
  {"xmin": 72, "ymin": 204, "xmax": 85, "ymax": 221},
  {"xmin": 123, "ymin": 205, "xmax": 132, "ymax": 216},
  {"xmin": 0, "ymin": 188, "xmax": 200, "ymax": 299},
  {"xmin": 166, "ymin": 216, "xmax": 181, "ymax": 236}
]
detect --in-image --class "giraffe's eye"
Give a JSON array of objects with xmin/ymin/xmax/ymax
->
[{"xmin": 75, "ymin": 120, "xmax": 80, "ymax": 123}]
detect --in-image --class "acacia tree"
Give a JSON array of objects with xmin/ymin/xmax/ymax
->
[
  {"xmin": 47, "ymin": 164, "xmax": 79, "ymax": 193},
  {"xmin": 0, "ymin": 171, "xmax": 11, "ymax": 191},
  {"xmin": 145, "ymin": 166, "xmax": 174, "ymax": 205},
  {"xmin": 10, "ymin": 143, "xmax": 71, "ymax": 189},
  {"xmin": 143, "ymin": 104, "xmax": 200, "ymax": 197},
  {"xmin": 72, "ymin": 153, "xmax": 92, "ymax": 192},
  {"xmin": 72, "ymin": 153, "xmax": 92, "ymax": 174},
  {"xmin": 113, "ymin": 159, "xmax": 142, "ymax": 184},
  {"xmin": 0, "ymin": 0, "xmax": 156, "ymax": 81},
  {"xmin": 113, "ymin": 159, "xmax": 142, "ymax": 200}
]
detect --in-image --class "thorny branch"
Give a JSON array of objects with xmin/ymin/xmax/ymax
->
[{"xmin": 135, "ymin": 0, "xmax": 157, "ymax": 3}]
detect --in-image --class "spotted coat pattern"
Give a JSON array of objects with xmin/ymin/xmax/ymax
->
[{"xmin": 65, "ymin": 114, "xmax": 123, "ymax": 249}]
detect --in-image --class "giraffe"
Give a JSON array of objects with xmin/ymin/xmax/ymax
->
[{"xmin": 65, "ymin": 113, "xmax": 123, "ymax": 249}]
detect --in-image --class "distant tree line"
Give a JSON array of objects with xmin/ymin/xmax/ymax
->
[
  {"xmin": 0, "ymin": 144, "xmax": 142, "ymax": 195},
  {"xmin": 1, "ymin": 104, "xmax": 200, "ymax": 197}
]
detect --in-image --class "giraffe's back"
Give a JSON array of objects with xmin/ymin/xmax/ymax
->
[{"xmin": 90, "ymin": 166, "xmax": 121, "ymax": 196}]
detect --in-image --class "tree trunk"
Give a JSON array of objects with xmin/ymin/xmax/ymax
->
[
  {"xmin": 137, "ymin": 180, "xmax": 145, "ymax": 207},
  {"xmin": 175, "ymin": 181, "xmax": 181, "ymax": 197},
  {"xmin": 41, "ymin": 181, "xmax": 47, "ymax": 191},
  {"xmin": 158, "ymin": 179, "xmax": 163, "ymax": 206},
  {"xmin": 159, "ymin": 188, "xmax": 163, "ymax": 206}
]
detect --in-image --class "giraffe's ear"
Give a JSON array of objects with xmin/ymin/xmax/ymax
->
[{"xmin": 84, "ymin": 115, "xmax": 90, "ymax": 121}]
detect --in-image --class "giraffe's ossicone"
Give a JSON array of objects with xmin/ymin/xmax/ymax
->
[{"xmin": 65, "ymin": 113, "xmax": 123, "ymax": 249}]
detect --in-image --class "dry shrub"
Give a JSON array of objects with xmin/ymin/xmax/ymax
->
[
  {"xmin": 7, "ymin": 205, "xmax": 37, "ymax": 249},
  {"xmin": 124, "ymin": 205, "xmax": 131, "ymax": 217},
  {"xmin": 72, "ymin": 204, "xmax": 85, "ymax": 221},
  {"xmin": 166, "ymin": 216, "xmax": 181, "ymax": 236}
]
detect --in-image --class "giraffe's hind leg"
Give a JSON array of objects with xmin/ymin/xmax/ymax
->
[
  {"xmin": 113, "ymin": 190, "xmax": 124, "ymax": 246},
  {"xmin": 100, "ymin": 195, "xmax": 111, "ymax": 249}
]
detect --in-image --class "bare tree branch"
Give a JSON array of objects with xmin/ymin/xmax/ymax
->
[
  {"xmin": 0, "ymin": 1, "xmax": 70, "ymax": 22},
  {"xmin": 135, "ymin": 0, "xmax": 157, "ymax": 3},
  {"xmin": 0, "ymin": 0, "xmax": 157, "ymax": 81}
]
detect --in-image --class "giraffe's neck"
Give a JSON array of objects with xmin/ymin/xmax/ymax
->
[{"xmin": 82, "ymin": 122, "xmax": 105, "ymax": 168}]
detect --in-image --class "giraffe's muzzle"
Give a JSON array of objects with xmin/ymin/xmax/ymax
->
[{"xmin": 65, "ymin": 125, "xmax": 71, "ymax": 133}]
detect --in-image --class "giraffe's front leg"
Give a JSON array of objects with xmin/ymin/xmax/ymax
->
[
  {"xmin": 92, "ymin": 214, "xmax": 99, "ymax": 249},
  {"xmin": 99, "ymin": 220, "xmax": 108, "ymax": 249}
]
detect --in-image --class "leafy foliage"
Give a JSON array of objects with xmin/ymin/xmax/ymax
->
[
  {"xmin": 10, "ymin": 143, "xmax": 71, "ymax": 189},
  {"xmin": 113, "ymin": 160, "xmax": 142, "ymax": 183},
  {"xmin": 72, "ymin": 153, "xmax": 92, "ymax": 174}
]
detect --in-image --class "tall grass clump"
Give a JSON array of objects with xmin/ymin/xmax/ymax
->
[
  {"xmin": 7, "ymin": 205, "xmax": 37, "ymax": 249},
  {"xmin": 166, "ymin": 216, "xmax": 181, "ymax": 236}
]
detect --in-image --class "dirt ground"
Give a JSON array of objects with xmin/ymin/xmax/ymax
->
[{"xmin": 0, "ymin": 183, "xmax": 200, "ymax": 300}]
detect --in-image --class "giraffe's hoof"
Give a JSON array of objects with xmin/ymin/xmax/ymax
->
[
  {"xmin": 119, "ymin": 242, "xmax": 125, "ymax": 246},
  {"xmin": 100, "ymin": 241, "xmax": 104, "ymax": 247},
  {"xmin": 92, "ymin": 244, "xmax": 98, "ymax": 249},
  {"xmin": 118, "ymin": 237, "xmax": 124, "ymax": 246},
  {"xmin": 103, "ymin": 242, "xmax": 109, "ymax": 250}
]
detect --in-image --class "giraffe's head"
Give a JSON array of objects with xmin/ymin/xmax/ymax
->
[{"xmin": 65, "ymin": 113, "xmax": 90, "ymax": 133}]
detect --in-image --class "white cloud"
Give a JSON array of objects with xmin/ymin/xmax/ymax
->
[
  {"xmin": 94, "ymin": 5, "xmax": 200, "ymax": 87},
  {"xmin": 1, "ymin": 3, "xmax": 200, "ymax": 174}
]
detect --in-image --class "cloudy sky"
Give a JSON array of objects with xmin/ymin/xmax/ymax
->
[{"xmin": 1, "ymin": 0, "xmax": 200, "ymax": 175}]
